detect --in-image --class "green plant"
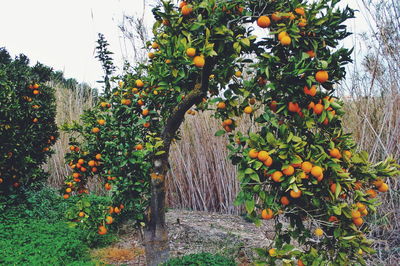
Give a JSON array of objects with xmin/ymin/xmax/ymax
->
[
  {"xmin": 163, "ymin": 252, "xmax": 236, "ymax": 266},
  {"xmin": 0, "ymin": 48, "xmax": 58, "ymax": 195}
]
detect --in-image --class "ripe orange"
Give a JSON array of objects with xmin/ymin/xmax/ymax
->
[
  {"xmin": 151, "ymin": 42, "xmax": 159, "ymax": 49},
  {"xmin": 282, "ymin": 165, "xmax": 295, "ymax": 176},
  {"xmin": 135, "ymin": 144, "xmax": 143, "ymax": 150},
  {"xmin": 261, "ymin": 208, "xmax": 274, "ymax": 220},
  {"xmin": 366, "ymin": 189, "xmax": 377, "ymax": 198},
  {"xmin": 343, "ymin": 150, "xmax": 352, "ymax": 158},
  {"xmin": 92, "ymin": 167, "xmax": 98, "ymax": 173},
  {"xmin": 301, "ymin": 161, "xmax": 313, "ymax": 173},
  {"xmin": 303, "ymin": 85, "xmax": 317, "ymax": 96},
  {"xmin": 248, "ymin": 149, "xmax": 259, "ymax": 159},
  {"xmin": 0, "ymin": 178, "xmax": 3, "ymax": 184},
  {"xmin": 87, "ymin": 160, "xmax": 95, "ymax": 167},
  {"xmin": 290, "ymin": 189, "xmax": 302, "ymax": 198},
  {"xmin": 378, "ymin": 183, "xmax": 389, "ymax": 192},
  {"xmin": 142, "ymin": 109, "xmax": 149, "ymax": 116},
  {"xmin": 313, "ymin": 103, "xmax": 324, "ymax": 115},
  {"xmin": 356, "ymin": 202, "xmax": 366, "ymax": 212},
  {"xmin": 33, "ymin": 89, "xmax": 39, "ymax": 95},
  {"xmin": 271, "ymin": 171, "xmax": 283, "ymax": 182},
  {"xmin": 70, "ymin": 146, "xmax": 75, "ymax": 151},
  {"xmin": 280, "ymin": 36, "xmax": 291, "ymax": 46},
  {"xmin": 98, "ymin": 225, "xmax": 108, "ymax": 235},
  {"xmin": 33, "ymin": 83, "xmax": 40, "ymax": 89},
  {"xmin": 66, "ymin": 188, "xmax": 72, "ymax": 193},
  {"xmin": 354, "ymin": 181, "xmax": 362, "ymax": 190},
  {"xmin": 268, "ymin": 248, "xmax": 276, "ymax": 256},
  {"xmin": 314, "ymin": 228, "xmax": 324, "ymax": 236},
  {"xmin": 33, "ymin": 118, "xmax": 38, "ymax": 123},
  {"xmin": 78, "ymin": 211, "xmax": 85, "ymax": 217},
  {"xmin": 63, "ymin": 194, "xmax": 70, "ymax": 199},
  {"xmin": 224, "ymin": 125, "xmax": 232, "ymax": 132},
  {"xmin": 179, "ymin": 1, "xmax": 187, "ymax": 9},
  {"xmin": 143, "ymin": 122, "xmax": 150, "ymax": 128},
  {"xmin": 114, "ymin": 207, "xmax": 121, "ymax": 214},
  {"xmin": 295, "ymin": 7, "xmax": 305, "ymax": 16},
  {"xmin": 78, "ymin": 159, "xmax": 84, "ymax": 164},
  {"xmin": 181, "ymin": 5, "xmax": 192, "ymax": 16},
  {"xmin": 148, "ymin": 52, "xmax": 155, "ymax": 59},
  {"xmin": 298, "ymin": 18, "xmax": 307, "ymax": 27},
  {"xmin": 92, "ymin": 127, "xmax": 100, "ymax": 133},
  {"xmin": 217, "ymin": 102, "xmax": 226, "ymax": 109},
  {"xmin": 138, "ymin": 99, "xmax": 144, "ymax": 106},
  {"xmin": 361, "ymin": 209, "xmax": 368, "ymax": 216},
  {"xmin": 311, "ymin": 166, "xmax": 323, "ymax": 178},
  {"xmin": 193, "ymin": 56, "xmax": 205, "ymax": 68},
  {"xmin": 72, "ymin": 173, "xmax": 80, "ymax": 178},
  {"xmin": 223, "ymin": 119, "xmax": 233, "ymax": 126},
  {"xmin": 316, "ymin": 173, "xmax": 324, "ymax": 182},
  {"xmin": 136, "ymin": 79, "xmax": 144, "ymax": 87},
  {"xmin": 351, "ymin": 210, "xmax": 361, "ymax": 219},
  {"xmin": 257, "ymin": 16, "xmax": 271, "ymax": 28},
  {"xmin": 329, "ymin": 148, "xmax": 342, "ymax": 159},
  {"xmin": 244, "ymin": 106, "xmax": 253, "ymax": 114},
  {"xmin": 186, "ymin": 48, "xmax": 196, "ymax": 57},
  {"xmin": 306, "ymin": 50, "xmax": 316, "ymax": 58},
  {"xmin": 298, "ymin": 259, "xmax": 305, "ymax": 266},
  {"xmin": 315, "ymin": 70, "xmax": 329, "ymax": 83},
  {"xmin": 80, "ymin": 167, "xmax": 87, "ymax": 172},
  {"xmin": 281, "ymin": 196, "xmax": 290, "ymax": 206},
  {"xmin": 271, "ymin": 12, "xmax": 281, "ymax": 21},
  {"xmin": 95, "ymin": 154, "xmax": 102, "ymax": 160},
  {"xmin": 105, "ymin": 216, "xmax": 113, "ymax": 224},
  {"xmin": 257, "ymin": 151, "xmax": 269, "ymax": 161},
  {"xmin": 235, "ymin": 71, "xmax": 242, "ymax": 77},
  {"xmin": 328, "ymin": 216, "xmax": 338, "ymax": 222},
  {"xmin": 263, "ymin": 156, "xmax": 273, "ymax": 167},
  {"xmin": 278, "ymin": 31, "xmax": 288, "ymax": 41},
  {"xmin": 269, "ymin": 101, "xmax": 278, "ymax": 112},
  {"xmin": 353, "ymin": 217, "xmax": 363, "ymax": 227},
  {"xmin": 288, "ymin": 102, "xmax": 300, "ymax": 112},
  {"xmin": 105, "ymin": 183, "xmax": 112, "ymax": 191},
  {"xmin": 98, "ymin": 119, "xmax": 106, "ymax": 125}
]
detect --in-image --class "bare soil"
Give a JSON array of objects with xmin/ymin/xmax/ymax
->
[{"xmin": 92, "ymin": 209, "xmax": 275, "ymax": 265}]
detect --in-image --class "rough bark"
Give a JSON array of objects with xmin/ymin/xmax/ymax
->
[{"xmin": 144, "ymin": 58, "xmax": 215, "ymax": 266}]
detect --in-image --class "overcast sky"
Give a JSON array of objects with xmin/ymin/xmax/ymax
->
[{"xmin": 0, "ymin": 0, "xmax": 370, "ymax": 89}]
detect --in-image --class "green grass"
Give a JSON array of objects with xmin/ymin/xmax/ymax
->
[
  {"xmin": 163, "ymin": 252, "xmax": 237, "ymax": 266},
  {"xmin": 0, "ymin": 186, "xmax": 114, "ymax": 265}
]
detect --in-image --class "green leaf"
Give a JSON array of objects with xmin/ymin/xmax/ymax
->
[
  {"xmin": 245, "ymin": 199, "xmax": 255, "ymax": 213},
  {"xmin": 215, "ymin": 130, "xmax": 225, "ymax": 136}
]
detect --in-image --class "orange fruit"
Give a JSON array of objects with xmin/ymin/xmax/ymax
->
[
  {"xmin": 98, "ymin": 119, "xmax": 106, "ymax": 125},
  {"xmin": 151, "ymin": 42, "xmax": 159, "ymax": 49},
  {"xmin": 136, "ymin": 79, "xmax": 144, "ymax": 87},
  {"xmin": 351, "ymin": 210, "xmax": 361, "ymax": 219},
  {"xmin": 280, "ymin": 36, "xmax": 291, "ymax": 46},
  {"xmin": 311, "ymin": 166, "xmax": 323, "ymax": 178},
  {"xmin": 217, "ymin": 102, "xmax": 226, "ymax": 109},
  {"xmin": 290, "ymin": 189, "xmax": 302, "ymax": 198},
  {"xmin": 315, "ymin": 70, "xmax": 329, "ymax": 83},
  {"xmin": 268, "ymin": 248, "xmax": 276, "ymax": 256},
  {"xmin": 223, "ymin": 119, "xmax": 233, "ymax": 126},
  {"xmin": 301, "ymin": 162, "xmax": 313, "ymax": 173},
  {"xmin": 95, "ymin": 154, "xmax": 102, "ymax": 160},
  {"xmin": 135, "ymin": 144, "xmax": 143, "ymax": 150},
  {"xmin": 179, "ymin": 1, "xmax": 187, "ymax": 9},
  {"xmin": 78, "ymin": 212, "xmax": 85, "ymax": 217},
  {"xmin": 33, "ymin": 83, "xmax": 39, "ymax": 89},
  {"xmin": 244, "ymin": 106, "xmax": 253, "ymax": 114},
  {"xmin": 278, "ymin": 31, "xmax": 288, "ymax": 41},
  {"xmin": 92, "ymin": 127, "xmax": 100, "ymax": 133},
  {"xmin": 261, "ymin": 208, "xmax": 274, "ymax": 220},
  {"xmin": 306, "ymin": 50, "xmax": 316, "ymax": 58},
  {"xmin": 281, "ymin": 196, "xmax": 290, "ymax": 206},
  {"xmin": 72, "ymin": 173, "xmax": 80, "ymax": 178},
  {"xmin": 295, "ymin": 7, "xmax": 305, "ymax": 16},
  {"xmin": 288, "ymin": 102, "xmax": 300, "ymax": 112},
  {"xmin": 314, "ymin": 228, "xmax": 324, "ymax": 236},
  {"xmin": 98, "ymin": 225, "xmax": 108, "ymax": 235},
  {"xmin": 361, "ymin": 208, "xmax": 368, "ymax": 216},
  {"xmin": 356, "ymin": 202, "xmax": 366, "ymax": 212},
  {"xmin": 378, "ymin": 183, "xmax": 389, "ymax": 192},
  {"xmin": 372, "ymin": 179, "xmax": 383, "ymax": 187},
  {"xmin": 148, "ymin": 52, "xmax": 155, "ymax": 59},
  {"xmin": 316, "ymin": 173, "xmax": 324, "ymax": 182},
  {"xmin": 354, "ymin": 181, "xmax": 362, "ymax": 190},
  {"xmin": 313, "ymin": 103, "xmax": 324, "ymax": 115},
  {"xmin": 114, "ymin": 207, "xmax": 121, "ymax": 214},
  {"xmin": 271, "ymin": 12, "xmax": 281, "ymax": 21},
  {"xmin": 33, "ymin": 118, "xmax": 38, "ymax": 123},
  {"xmin": 66, "ymin": 188, "xmax": 72, "ymax": 193},
  {"xmin": 33, "ymin": 90, "xmax": 39, "ymax": 95},
  {"xmin": 257, "ymin": 151, "xmax": 269, "ymax": 161},
  {"xmin": 78, "ymin": 159, "xmax": 84, "ymax": 164},
  {"xmin": 143, "ymin": 122, "xmax": 150, "ymax": 128},
  {"xmin": 142, "ymin": 109, "xmax": 149, "ymax": 116},
  {"xmin": 329, "ymin": 148, "xmax": 342, "ymax": 159},
  {"xmin": 249, "ymin": 98, "xmax": 256, "ymax": 105},
  {"xmin": 186, "ymin": 48, "xmax": 196, "ymax": 57},
  {"xmin": 80, "ymin": 167, "xmax": 87, "ymax": 172},
  {"xmin": 303, "ymin": 85, "xmax": 317, "ymax": 96},
  {"xmin": 70, "ymin": 146, "xmax": 75, "ymax": 151},
  {"xmin": 162, "ymin": 19, "xmax": 170, "ymax": 26},
  {"xmin": 63, "ymin": 194, "xmax": 70, "ymax": 199},
  {"xmin": 271, "ymin": 171, "xmax": 283, "ymax": 182},
  {"xmin": 105, "ymin": 216, "xmax": 113, "ymax": 224},
  {"xmin": 92, "ymin": 167, "xmax": 98, "ymax": 173},
  {"xmin": 343, "ymin": 150, "xmax": 352, "ymax": 158},
  {"xmin": 353, "ymin": 217, "xmax": 363, "ymax": 227},
  {"xmin": 248, "ymin": 149, "xmax": 259, "ymax": 159},
  {"xmin": 366, "ymin": 189, "xmax": 377, "ymax": 198},
  {"xmin": 263, "ymin": 156, "xmax": 273, "ymax": 167},
  {"xmin": 282, "ymin": 165, "xmax": 295, "ymax": 176},
  {"xmin": 269, "ymin": 100, "xmax": 278, "ymax": 112},
  {"xmin": 298, "ymin": 259, "xmax": 305, "ymax": 266},
  {"xmin": 105, "ymin": 183, "xmax": 112, "ymax": 191},
  {"xmin": 298, "ymin": 18, "xmax": 307, "ymax": 27},
  {"xmin": 88, "ymin": 160, "xmax": 96, "ymax": 167},
  {"xmin": 193, "ymin": 56, "xmax": 205, "ymax": 67},
  {"xmin": 181, "ymin": 5, "xmax": 192, "ymax": 16},
  {"xmin": 235, "ymin": 71, "xmax": 242, "ymax": 77},
  {"xmin": 328, "ymin": 216, "xmax": 338, "ymax": 222},
  {"xmin": 137, "ymin": 99, "xmax": 144, "ymax": 106},
  {"xmin": 257, "ymin": 16, "xmax": 271, "ymax": 28}
]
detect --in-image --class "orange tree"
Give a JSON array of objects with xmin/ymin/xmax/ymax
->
[
  {"xmin": 63, "ymin": 0, "xmax": 398, "ymax": 265},
  {"xmin": 0, "ymin": 48, "xmax": 58, "ymax": 196}
]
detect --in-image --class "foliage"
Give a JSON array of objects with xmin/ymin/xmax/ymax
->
[
  {"xmin": 163, "ymin": 252, "xmax": 236, "ymax": 266},
  {"xmin": 62, "ymin": 0, "xmax": 399, "ymax": 264},
  {"xmin": 0, "ymin": 47, "xmax": 58, "ymax": 196},
  {"xmin": 96, "ymin": 33, "xmax": 116, "ymax": 97}
]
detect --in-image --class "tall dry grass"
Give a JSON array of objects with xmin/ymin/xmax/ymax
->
[{"xmin": 44, "ymin": 79, "xmax": 96, "ymax": 188}]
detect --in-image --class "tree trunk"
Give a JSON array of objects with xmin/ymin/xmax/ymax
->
[{"xmin": 144, "ymin": 58, "xmax": 214, "ymax": 265}]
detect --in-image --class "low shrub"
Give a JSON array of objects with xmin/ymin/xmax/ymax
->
[{"xmin": 163, "ymin": 252, "xmax": 236, "ymax": 266}]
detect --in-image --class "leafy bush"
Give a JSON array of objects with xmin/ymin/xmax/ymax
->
[
  {"xmin": 163, "ymin": 253, "xmax": 236, "ymax": 266},
  {"xmin": 0, "ymin": 48, "xmax": 58, "ymax": 195}
]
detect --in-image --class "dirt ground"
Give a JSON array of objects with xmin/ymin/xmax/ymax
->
[{"xmin": 92, "ymin": 209, "xmax": 275, "ymax": 265}]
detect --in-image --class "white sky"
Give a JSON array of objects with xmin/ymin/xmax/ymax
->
[{"xmin": 0, "ymin": 0, "xmax": 370, "ymax": 89}]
